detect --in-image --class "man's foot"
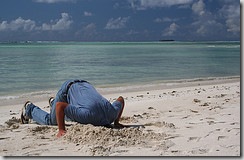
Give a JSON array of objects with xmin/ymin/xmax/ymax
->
[
  {"xmin": 21, "ymin": 101, "xmax": 32, "ymax": 124},
  {"xmin": 117, "ymin": 96, "xmax": 124, "ymax": 107},
  {"xmin": 114, "ymin": 96, "xmax": 125, "ymax": 127}
]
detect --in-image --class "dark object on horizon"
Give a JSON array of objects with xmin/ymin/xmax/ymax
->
[{"xmin": 159, "ymin": 40, "xmax": 175, "ymax": 42}]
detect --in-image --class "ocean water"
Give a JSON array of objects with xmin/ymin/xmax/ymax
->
[{"xmin": 0, "ymin": 41, "xmax": 240, "ymax": 98}]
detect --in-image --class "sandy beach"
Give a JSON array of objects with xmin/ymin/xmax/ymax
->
[{"xmin": 0, "ymin": 77, "xmax": 240, "ymax": 156}]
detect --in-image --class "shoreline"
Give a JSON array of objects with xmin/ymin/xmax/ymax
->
[
  {"xmin": 0, "ymin": 77, "xmax": 240, "ymax": 156},
  {"xmin": 0, "ymin": 76, "xmax": 240, "ymax": 107},
  {"xmin": 97, "ymin": 76, "xmax": 240, "ymax": 94}
]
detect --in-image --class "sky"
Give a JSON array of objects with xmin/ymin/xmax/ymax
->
[{"xmin": 0, "ymin": 0, "xmax": 241, "ymax": 42}]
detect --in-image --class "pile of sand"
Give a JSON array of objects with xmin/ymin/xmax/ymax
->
[
  {"xmin": 62, "ymin": 123, "xmax": 172, "ymax": 156},
  {"xmin": 64, "ymin": 124, "xmax": 166, "ymax": 146},
  {"xmin": 4, "ymin": 117, "xmax": 21, "ymax": 129},
  {"xmin": 3, "ymin": 117, "xmax": 173, "ymax": 156}
]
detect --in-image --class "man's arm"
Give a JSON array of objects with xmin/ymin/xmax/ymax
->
[{"xmin": 56, "ymin": 102, "xmax": 69, "ymax": 138}]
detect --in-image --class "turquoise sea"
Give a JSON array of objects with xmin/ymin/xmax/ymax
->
[{"xmin": 0, "ymin": 41, "xmax": 240, "ymax": 99}]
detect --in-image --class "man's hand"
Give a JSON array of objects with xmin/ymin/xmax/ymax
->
[
  {"xmin": 57, "ymin": 129, "xmax": 66, "ymax": 138},
  {"xmin": 56, "ymin": 102, "xmax": 69, "ymax": 138}
]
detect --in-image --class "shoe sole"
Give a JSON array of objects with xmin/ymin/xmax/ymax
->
[
  {"xmin": 21, "ymin": 101, "xmax": 31, "ymax": 124},
  {"xmin": 49, "ymin": 97, "xmax": 54, "ymax": 112}
]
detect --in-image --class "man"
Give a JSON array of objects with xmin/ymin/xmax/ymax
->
[{"xmin": 21, "ymin": 80, "xmax": 125, "ymax": 137}]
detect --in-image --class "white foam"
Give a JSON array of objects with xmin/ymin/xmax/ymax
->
[{"xmin": 0, "ymin": 95, "xmax": 19, "ymax": 100}]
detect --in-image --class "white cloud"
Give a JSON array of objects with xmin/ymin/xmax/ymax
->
[
  {"xmin": 194, "ymin": 20, "xmax": 224, "ymax": 36},
  {"xmin": 129, "ymin": 0, "xmax": 193, "ymax": 10},
  {"xmin": 75, "ymin": 23, "xmax": 97, "ymax": 41},
  {"xmin": 33, "ymin": 0, "xmax": 76, "ymax": 3},
  {"xmin": 190, "ymin": 0, "xmax": 239, "ymax": 38},
  {"xmin": 191, "ymin": 0, "xmax": 221, "ymax": 37},
  {"xmin": 84, "ymin": 11, "xmax": 93, "ymax": 17},
  {"xmin": 0, "ymin": 13, "xmax": 72, "ymax": 32},
  {"xmin": 0, "ymin": 17, "xmax": 36, "ymax": 32},
  {"xmin": 126, "ymin": 30, "xmax": 139, "ymax": 35},
  {"xmin": 162, "ymin": 23, "xmax": 179, "ymax": 36},
  {"xmin": 82, "ymin": 23, "xmax": 97, "ymax": 37},
  {"xmin": 41, "ymin": 13, "xmax": 73, "ymax": 31},
  {"xmin": 83, "ymin": 23, "xmax": 96, "ymax": 31},
  {"xmin": 154, "ymin": 17, "xmax": 178, "ymax": 23},
  {"xmin": 219, "ymin": 3, "xmax": 240, "ymax": 34},
  {"xmin": 192, "ymin": 0, "xmax": 205, "ymax": 16},
  {"xmin": 105, "ymin": 17, "xmax": 130, "ymax": 30}
]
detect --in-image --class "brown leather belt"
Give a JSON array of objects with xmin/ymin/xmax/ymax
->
[{"xmin": 66, "ymin": 80, "xmax": 87, "ymax": 94}]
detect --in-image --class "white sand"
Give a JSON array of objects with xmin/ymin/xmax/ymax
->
[{"xmin": 0, "ymin": 77, "xmax": 240, "ymax": 156}]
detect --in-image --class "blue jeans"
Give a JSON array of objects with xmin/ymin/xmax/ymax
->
[
  {"xmin": 25, "ymin": 80, "xmax": 73, "ymax": 125},
  {"xmin": 26, "ymin": 99, "xmax": 58, "ymax": 125}
]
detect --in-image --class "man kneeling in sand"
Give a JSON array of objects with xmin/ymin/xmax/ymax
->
[{"xmin": 20, "ymin": 80, "xmax": 125, "ymax": 138}]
